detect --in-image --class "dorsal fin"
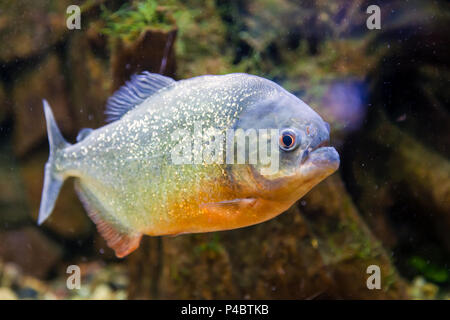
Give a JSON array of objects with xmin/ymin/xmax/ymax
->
[{"xmin": 105, "ymin": 71, "xmax": 176, "ymax": 123}]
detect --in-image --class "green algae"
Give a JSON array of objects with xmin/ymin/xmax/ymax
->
[
  {"xmin": 100, "ymin": 1, "xmax": 176, "ymax": 42},
  {"xmin": 408, "ymin": 256, "xmax": 450, "ymax": 284}
]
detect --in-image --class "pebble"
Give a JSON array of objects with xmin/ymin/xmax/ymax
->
[{"xmin": 0, "ymin": 287, "xmax": 18, "ymax": 300}]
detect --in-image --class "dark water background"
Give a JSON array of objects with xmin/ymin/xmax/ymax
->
[{"xmin": 0, "ymin": 0, "xmax": 448, "ymax": 299}]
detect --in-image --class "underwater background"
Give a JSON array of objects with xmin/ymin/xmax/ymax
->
[{"xmin": 0, "ymin": 0, "xmax": 448, "ymax": 299}]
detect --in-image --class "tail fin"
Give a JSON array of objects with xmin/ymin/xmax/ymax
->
[{"xmin": 38, "ymin": 100, "xmax": 71, "ymax": 225}]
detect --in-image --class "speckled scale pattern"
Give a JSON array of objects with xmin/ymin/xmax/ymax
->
[{"xmin": 55, "ymin": 73, "xmax": 283, "ymax": 232}]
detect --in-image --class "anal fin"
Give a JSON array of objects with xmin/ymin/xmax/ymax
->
[{"xmin": 74, "ymin": 180, "xmax": 142, "ymax": 258}]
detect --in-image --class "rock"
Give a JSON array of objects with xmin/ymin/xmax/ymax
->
[
  {"xmin": 0, "ymin": 227, "xmax": 62, "ymax": 278},
  {"xmin": 64, "ymin": 262, "xmax": 128, "ymax": 300},
  {"xmin": 408, "ymin": 277, "xmax": 439, "ymax": 300},
  {"xmin": 11, "ymin": 53, "xmax": 74, "ymax": 156},
  {"xmin": 0, "ymin": 287, "xmax": 17, "ymax": 300},
  {"xmin": 0, "ymin": 261, "xmax": 21, "ymax": 288},
  {"xmin": 16, "ymin": 287, "xmax": 38, "ymax": 299},
  {"xmin": 91, "ymin": 284, "xmax": 113, "ymax": 300},
  {"xmin": 20, "ymin": 275, "xmax": 53, "ymax": 299},
  {"xmin": 0, "ymin": 140, "xmax": 30, "ymax": 229},
  {"xmin": 19, "ymin": 151, "xmax": 93, "ymax": 239},
  {"xmin": 0, "ymin": 0, "xmax": 72, "ymax": 62}
]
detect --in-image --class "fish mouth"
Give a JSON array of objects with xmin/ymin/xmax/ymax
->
[
  {"xmin": 301, "ymin": 139, "xmax": 330, "ymax": 164},
  {"xmin": 311, "ymin": 139, "xmax": 330, "ymax": 152},
  {"xmin": 300, "ymin": 142, "xmax": 340, "ymax": 174}
]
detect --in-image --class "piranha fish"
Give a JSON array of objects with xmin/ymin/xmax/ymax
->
[{"xmin": 39, "ymin": 72, "xmax": 339, "ymax": 257}]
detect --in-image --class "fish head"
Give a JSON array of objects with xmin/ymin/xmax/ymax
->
[{"xmin": 234, "ymin": 90, "xmax": 340, "ymax": 203}]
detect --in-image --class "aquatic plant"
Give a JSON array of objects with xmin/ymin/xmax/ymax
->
[
  {"xmin": 408, "ymin": 256, "xmax": 449, "ymax": 284},
  {"xmin": 100, "ymin": 0, "xmax": 176, "ymax": 42}
]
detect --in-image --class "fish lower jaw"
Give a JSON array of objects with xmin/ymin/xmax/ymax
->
[{"xmin": 300, "ymin": 146, "xmax": 340, "ymax": 174}]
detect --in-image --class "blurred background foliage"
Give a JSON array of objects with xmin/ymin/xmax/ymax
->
[{"xmin": 0, "ymin": 0, "xmax": 448, "ymax": 299}]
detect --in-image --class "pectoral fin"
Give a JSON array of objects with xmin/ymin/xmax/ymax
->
[{"xmin": 199, "ymin": 198, "xmax": 257, "ymax": 215}]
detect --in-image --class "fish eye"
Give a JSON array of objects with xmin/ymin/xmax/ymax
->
[{"xmin": 279, "ymin": 129, "xmax": 298, "ymax": 151}]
